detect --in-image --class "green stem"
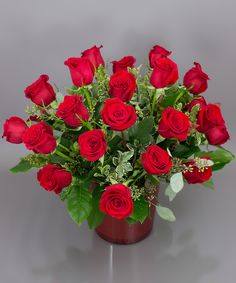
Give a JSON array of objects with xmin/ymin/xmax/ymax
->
[
  {"xmin": 58, "ymin": 143, "xmax": 70, "ymax": 153},
  {"xmin": 55, "ymin": 149, "xmax": 74, "ymax": 162},
  {"xmin": 121, "ymin": 131, "xmax": 126, "ymax": 148},
  {"xmin": 150, "ymin": 90, "xmax": 156, "ymax": 116},
  {"xmin": 83, "ymin": 87, "xmax": 93, "ymax": 112},
  {"xmin": 133, "ymin": 171, "xmax": 146, "ymax": 184}
]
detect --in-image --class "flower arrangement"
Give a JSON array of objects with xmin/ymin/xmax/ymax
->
[{"xmin": 2, "ymin": 44, "xmax": 234, "ymax": 228}]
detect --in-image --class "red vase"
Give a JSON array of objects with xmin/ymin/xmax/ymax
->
[{"xmin": 95, "ymin": 188, "xmax": 158, "ymax": 245}]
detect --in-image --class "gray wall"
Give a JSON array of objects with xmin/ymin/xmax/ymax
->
[{"xmin": 0, "ymin": 1, "xmax": 235, "ymax": 282}]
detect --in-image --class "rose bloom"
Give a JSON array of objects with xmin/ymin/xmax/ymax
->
[
  {"xmin": 78, "ymin": 129, "xmax": 107, "ymax": 161},
  {"xmin": 56, "ymin": 95, "xmax": 89, "ymax": 127},
  {"xmin": 109, "ymin": 70, "xmax": 136, "ymax": 102},
  {"xmin": 158, "ymin": 107, "xmax": 191, "ymax": 140},
  {"xmin": 185, "ymin": 96, "xmax": 207, "ymax": 112},
  {"xmin": 100, "ymin": 184, "xmax": 134, "ymax": 219},
  {"xmin": 22, "ymin": 122, "xmax": 56, "ymax": 154},
  {"xmin": 149, "ymin": 45, "xmax": 172, "ymax": 68},
  {"xmin": 205, "ymin": 126, "xmax": 230, "ymax": 145},
  {"xmin": 64, "ymin": 57, "xmax": 94, "ymax": 87},
  {"xmin": 150, "ymin": 57, "xmax": 179, "ymax": 89},
  {"xmin": 183, "ymin": 157, "xmax": 212, "ymax": 184},
  {"xmin": 183, "ymin": 62, "xmax": 209, "ymax": 95},
  {"xmin": 37, "ymin": 164, "xmax": 72, "ymax": 194},
  {"xmin": 142, "ymin": 145, "xmax": 172, "ymax": 175},
  {"xmin": 81, "ymin": 45, "xmax": 105, "ymax": 69},
  {"xmin": 101, "ymin": 98, "xmax": 137, "ymax": 131},
  {"xmin": 197, "ymin": 103, "xmax": 225, "ymax": 133},
  {"xmin": 2, "ymin": 116, "xmax": 28, "ymax": 144},
  {"xmin": 24, "ymin": 74, "xmax": 56, "ymax": 107},
  {"xmin": 111, "ymin": 56, "xmax": 136, "ymax": 73}
]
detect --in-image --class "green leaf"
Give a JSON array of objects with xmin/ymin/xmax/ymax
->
[
  {"xmin": 128, "ymin": 117, "xmax": 154, "ymax": 144},
  {"xmin": 165, "ymin": 185, "xmax": 177, "ymax": 201},
  {"xmin": 130, "ymin": 197, "xmax": 149, "ymax": 223},
  {"xmin": 195, "ymin": 148, "xmax": 235, "ymax": 171},
  {"xmin": 156, "ymin": 205, "xmax": 176, "ymax": 222},
  {"xmin": 67, "ymin": 180, "xmax": 92, "ymax": 226},
  {"xmin": 202, "ymin": 179, "xmax": 214, "ymax": 190},
  {"xmin": 160, "ymin": 87, "xmax": 185, "ymax": 107},
  {"xmin": 170, "ymin": 172, "xmax": 184, "ymax": 193},
  {"xmin": 87, "ymin": 186, "xmax": 105, "ymax": 229},
  {"xmin": 10, "ymin": 159, "xmax": 33, "ymax": 173},
  {"xmin": 172, "ymin": 144, "xmax": 200, "ymax": 158}
]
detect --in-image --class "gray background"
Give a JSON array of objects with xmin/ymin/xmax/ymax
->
[{"xmin": 0, "ymin": 0, "xmax": 235, "ymax": 282}]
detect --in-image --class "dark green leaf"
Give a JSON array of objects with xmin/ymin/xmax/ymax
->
[
  {"xmin": 195, "ymin": 148, "xmax": 235, "ymax": 171},
  {"xmin": 128, "ymin": 117, "xmax": 154, "ymax": 144},
  {"xmin": 67, "ymin": 180, "xmax": 92, "ymax": 225},
  {"xmin": 10, "ymin": 159, "xmax": 33, "ymax": 173},
  {"xmin": 87, "ymin": 186, "xmax": 105, "ymax": 229},
  {"xmin": 130, "ymin": 197, "xmax": 149, "ymax": 223},
  {"xmin": 172, "ymin": 144, "xmax": 200, "ymax": 158},
  {"xmin": 161, "ymin": 88, "xmax": 184, "ymax": 107}
]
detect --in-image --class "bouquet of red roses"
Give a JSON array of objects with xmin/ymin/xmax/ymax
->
[{"xmin": 2, "ymin": 44, "xmax": 234, "ymax": 227}]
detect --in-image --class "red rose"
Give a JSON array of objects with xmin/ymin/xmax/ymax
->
[
  {"xmin": 81, "ymin": 45, "xmax": 105, "ymax": 69},
  {"xmin": 64, "ymin": 57, "xmax": 94, "ymax": 87},
  {"xmin": 78, "ymin": 129, "xmax": 107, "ymax": 161},
  {"xmin": 22, "ymin": 122, "xmax": 56, "ymax": 154},
  {"xmin": 185, "ymin": 96, "xmax": 207, "ymax": 112},
  {"xmin": 2, "ymin": 116, "xmax": 28, "ymax": 144},
  {"xmin": 56, "ymin": 95, "xmax": 89, "ymax": 127},
  {"xmin": 149, "ymin": 45, "xmax": 172, "ymax": 68},
  {"xmin": 109, "ymin": 70, "xmax": 136, "ymax": 102},
  {"xmin": 24, "ymin": 74, "xmax": 56, "ymax": 107},
  {"xmin": 100, "ymin": 98, "xmax": 137, "ymax": 131},
  {"xmin": 197, "ymin": 103, "xmax": 225, "ymax": 133},
  {"xmin": 150, "ymin": 57, "xmax": 179, "ymax": 89},
  {"xmin": 183, "ymin": 62, "xmax": 209, "ymax": 94},
  {"xmin": 111, "ymin": 56, "xmax": 136, "ymax": 73},
  {"xmin": 100, "ymin": 184, "xmax": 133, "ymax": 219},
  {"xmin": 158, "ymin": 107, "xmax": 191, "ymax": 140},
  {"xmin": 183, "ymin": 157, "xmax": 212, "ymax": 184},
  {"xmin": 205, "ymin": 126, "xmax": 230, "ymax": 145},
  {"xmin": 142, "ymin": 145, "xmax": 172, "ymax": 175},
  {"xmin": 37, "ymin": 164, "xmax": 72, "ymax": 194}
]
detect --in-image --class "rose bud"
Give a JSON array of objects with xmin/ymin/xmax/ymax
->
[
  {"xmin": 22, "ymin": 122, "xmax": 56, "ymax": 154},
  {"xmin": 150, "ymin": 57, "xmax": 179, "ymax": 89},
  {"xmin": 142, "ymin": 145, "xmax": 172, "ymax": 175},
  {"xmin": 111, "ymin": 56, "xmax": 136, "ymax": 73},
  {"xmin": 101, "ymin": 98, "xmax": 137, "ymax": 131},
  {"xmin": 185, "ymin": 96, "xmax": 207, "ymax": 112},
  {"xmin": 149, "ymin": 45, "xmax": 172, "ymax": 68},
  {"xmin": 56, "ymin": 95, "xmax": 89, "ymax": 128},
  {"xmin": 183, "ymin": 62, "xmax": 209, "ymax": 95},
  {"xmin": 197, "ymin": 103, "xmax": 226, "ymax": 133},
  {"xmin": 24, "ymin": 74, "xmax": 56, "ymax": 107},
  {"xmin": 205, "ymin": 125, "xmax": 230, "ymax": 145},
  {"xmin": 78, "ymin": 129, "xmax": 107, "ymax": 162},
  {"xmin": 81, "ymin": 45, "xmax": 105, "ymax": 69},
  {"xmin": 64, "ymin": 57, "xmax": 94, "ymax": 87},
  {"xmin": 100, "ymin": 184, "xmax": 133, "ymax": 219},
  {"xmin": 109, "ymin": 70, "xmax": 136, "ymax": 102},
  {"xmin": 2, "ymin": 116, "xmax": 28, "ymax": 144},
  {"xmin": 37, "ymin": 164, "xmax": 72, "ymax": 194},
  {"xmin": 158, "ymin": 107, "xmax": 191, "ymax": 140},
  {"xmin": 183, "ymin": 157, "xmax": 212, "ymax": 184}
]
